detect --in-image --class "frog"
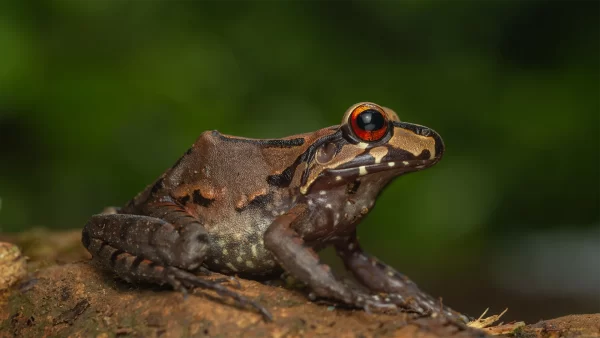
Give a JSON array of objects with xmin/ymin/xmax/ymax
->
[{"xmin": 82, "ymin": 102, "xmax": 467, "ymax": 323}]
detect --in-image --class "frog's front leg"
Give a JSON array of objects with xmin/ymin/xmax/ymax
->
[
  {"xmin": 264, "ymin": 205, "xmax": 396, "ymax": 311},
  {"xmin": 82, "ymin": 201, "xmax": 272, "ymax": 321},
  {"xmin": 335, "ymin": 234, "xmax": 469, "ymax": 323}
]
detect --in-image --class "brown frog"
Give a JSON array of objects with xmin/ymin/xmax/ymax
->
[{"xmin": 82, "ymin": 102, "xmax": 467, "ymax": 322}]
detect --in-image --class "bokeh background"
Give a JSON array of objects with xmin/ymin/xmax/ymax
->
[{"xmin": 0, "ymin": 0, "xmax": 598, "ymax": 323}]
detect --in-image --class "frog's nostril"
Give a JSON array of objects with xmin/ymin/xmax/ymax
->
[{"xmin": 418, "ymin": 127, "xmax": 432, "ymax": 137}]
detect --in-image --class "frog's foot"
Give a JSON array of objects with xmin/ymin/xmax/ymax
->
[
  {"xmin": 376, "ymin": 292, "xmax": 470, "ymax": 324},
  {"xmin": 334, "ymin": 236, "xmax": 469, "ymax": 324},
  {"xmin": 307, "ymin": 290, "xmax": 398, "ymax": 313},
  {"xmin": 167, "ymin": 267, "xmax": 272, "ymax": 321},
  {"xmin": 328, "ymin": 290, "xmax": 429, "ymax": 316},
  {"xmin": 196, "ymin": 266, "xmax": 241, "ymax": 288}
]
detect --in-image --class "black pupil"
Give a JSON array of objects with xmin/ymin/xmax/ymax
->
[{"xmin": 356, "ymin": 109, "xmax": 386, "ymax": 131}]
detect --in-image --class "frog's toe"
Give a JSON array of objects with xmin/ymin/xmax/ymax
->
[
  {"xmin": 169, "ymin": 267, "xmax": 272, "ymax": 321},
  {"xmin": 384, "ymin": 293, "xmax": 470, "ymax": 323},
  {"xmin": 210, "ymin": 275, "xmax": 242, "ymax": 289}
]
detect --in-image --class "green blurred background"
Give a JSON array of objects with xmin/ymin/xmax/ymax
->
[{"xmin": 0, "ymin": 0, "xmax": 598, "ymax": 322}]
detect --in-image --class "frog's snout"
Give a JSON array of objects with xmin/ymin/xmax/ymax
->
[{"xmin": 391, "ymin": 121, "xmax": 445, "ymax": 161}]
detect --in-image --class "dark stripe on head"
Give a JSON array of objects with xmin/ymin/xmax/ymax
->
[
  {"xmin": 215, "ymin": 131, "xmax": 305, "ymax": 148},
  {"xmin": 267, "ymin": 167, "xmax": 294, "ymax": 187},
  {"xmin": 267, "ymin": 130, "xmax": 344, "ymax": 187},
  {"xmin": 392, "ymin": 121, "xmax": 429, "ymax": 135}
]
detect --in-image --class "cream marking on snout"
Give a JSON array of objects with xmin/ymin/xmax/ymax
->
[
  {"xmin": 357, "ymin": 142, "xmax": 369, "ymax": 149},
  {"xmin": 369, "ymin": 146, "xmax": 388, "ymax": 164},
  {"xmin": 390, "ymin": 128, "xmax": 437, "ymax": 159},
  {"xmin": 402, "ymin": 161, "xmax": 409, "ymax": 165},
  {"xmin": 388, "ymin": 162, "xmax": 395, "ymax": 167},
  {"xmin": 359, "ymin": 166, "xmax": 368, "ymax": 176}
]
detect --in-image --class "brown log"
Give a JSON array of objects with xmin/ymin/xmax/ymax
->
[{"xmin": 0, "ymin": 229, "xmax": 597, "ymax": 338}]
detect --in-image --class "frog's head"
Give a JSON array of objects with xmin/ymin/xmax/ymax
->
[{"xmin": 298, "ymin": 102, "xmax": 444, "ymax": 194}]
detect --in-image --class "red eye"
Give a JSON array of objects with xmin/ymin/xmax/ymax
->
[{"xmin": 349, "ymin": 104, "xmax": 389, "ymax": 141}]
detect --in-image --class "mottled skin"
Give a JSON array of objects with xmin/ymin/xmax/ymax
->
[{"xmin": 82, "ymin": 102, "xmax": 467, "ymax": 322}]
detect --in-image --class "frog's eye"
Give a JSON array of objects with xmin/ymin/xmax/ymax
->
[{"xmin": 349, "ymin": 104, "xmax": 389, "ymax": 142}]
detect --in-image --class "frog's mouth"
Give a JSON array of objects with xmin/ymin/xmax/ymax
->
[
  {"xmin": 327, "ymin": 158, "xmax": 438, "ymax": 180},
  {"xmin": 329, "ymin": 146, "xmax": 441, "ymax": 177},
  {"xmin": 304, "ymin": 158, "xmax": 439, "ymax": 193}
]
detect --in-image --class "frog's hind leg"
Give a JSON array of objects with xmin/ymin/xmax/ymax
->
[{"xmin": 82, "ymin": 213, "xmax": 272, "ymax": 321}]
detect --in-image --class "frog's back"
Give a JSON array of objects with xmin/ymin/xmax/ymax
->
[
  {"xmin": 124, "ymin": 131, "xmax": 278, "ymax": 213},
  {"xmin": 120, "ymin": 130, "xmax": 304, "ymax": 276}
]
